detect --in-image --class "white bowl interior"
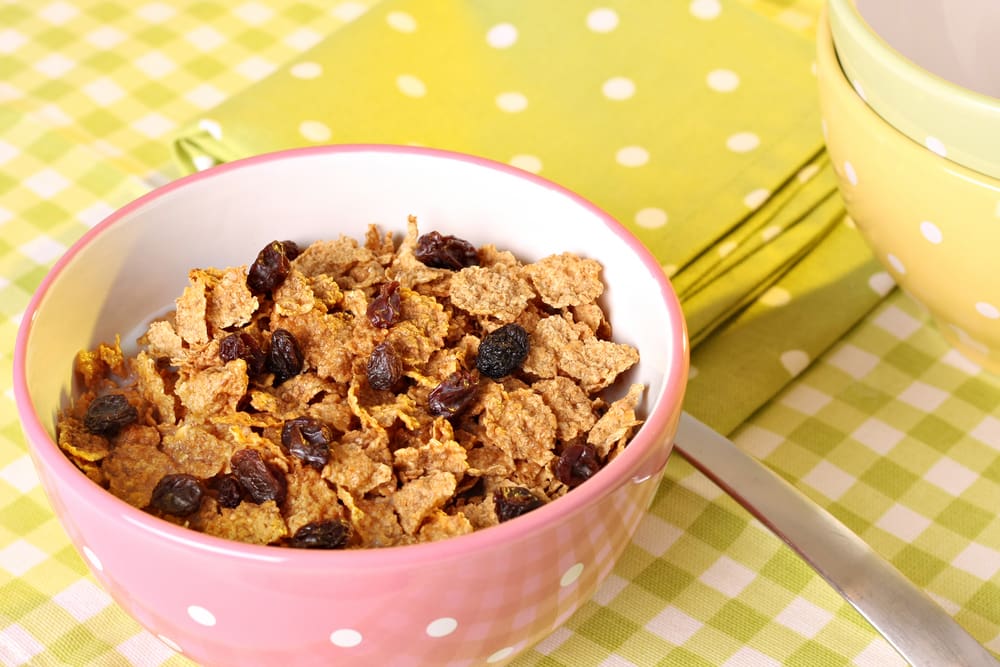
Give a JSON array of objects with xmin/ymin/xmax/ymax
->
[
  {"xmin": 856, "ymin": 0, "xmax": 1000, "ymax": 97},
  {"xmin": 25, "ymin": 148, "xmax": 679, "ymax": 444}
]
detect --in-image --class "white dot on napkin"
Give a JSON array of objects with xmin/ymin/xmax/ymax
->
[
  {"xmin": 496, "ymin": 91, "xmax": 528, "ymax": 113},
  {"xmin": 396, "ymin": 74, "xmax": 426, "ymax": 97},
  {"xmin": 602, "ymin": 77, "xmax": 635, "ymax": 100},
  {"xmin": 587, "ymin": 8, "xmax": 619, "ymax": 32},
  {"xmin": 780, "ymin": 350, "xmax": 810, "ymax": 376},
  {"xmin": 760, "ymin": 286, "xmax": 791, "ymax": 307},
  {"xmin": 289, "ymin": 61, "xmax": 323, "ymax": 79},
  {"xmin": 616, "ymin": 146, "xmax": 649, "ymax": 167},
  {"xmin": 299, "ymin": 120, "xmax": 331, "ymax": 142},
  {"xmin": 743, "ymin": 188, "xmax": 769, "ymax": 209},
  {"xmin": 690, "ymin": 0, "xmax": 722, "ymax": 20},
  {"xmin": 726, "ymin": 132, "xmax": 760, "ymax": 153},
  {"xmin": 509, "ymin": 154, "xmax": 542, "ymax": 173},
  {"xmin": 635, "ymin": 207, "xmax": 668, "ymax": 228},
  {"xmin": 707, "ymin": 69, "xmax": 739, "ymax": 92},
  {"xmin": 386, "ymin": 11, "xmax": 417, "ymax": 32},
  {"xmin": 486, "ymin": 23, "xmax": 518, "ymax": 48}
]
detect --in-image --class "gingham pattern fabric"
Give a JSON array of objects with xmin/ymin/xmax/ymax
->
[{"xmin": 0, "ymin": 2, "xmax": 997, "ymax": 667}]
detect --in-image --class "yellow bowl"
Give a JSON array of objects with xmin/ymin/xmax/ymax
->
[{"xmin": 817, "ymin": 6, "xmax": 1000, "ymax": 372}]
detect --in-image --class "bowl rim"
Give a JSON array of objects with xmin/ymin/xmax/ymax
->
[
  {"xmin": 818, "ymin": 6, "xmax": 1000, "ymax": 190},
  {"xmin": 13, "ymin": 143, "xmax": 690, "ymax": 567},
  {"xmin": 827, "ymin": 0, "xmax": 1000, "ymax": 111}
]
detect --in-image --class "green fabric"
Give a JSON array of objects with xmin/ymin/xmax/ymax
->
[{"xmin": 170, "ymin": 0, "xmax": 886, "ymax": 435}]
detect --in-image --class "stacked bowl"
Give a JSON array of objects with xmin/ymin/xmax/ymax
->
[{"xmin": 818, "ymin": 0, "xmax": 1000, "ymax": 371}]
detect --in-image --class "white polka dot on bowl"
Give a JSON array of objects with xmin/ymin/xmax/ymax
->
[
  {"xmin": 780, "ymin": 349, "xmax": 810, "ymax": 375},
  {"xmin": 976, "ymin": 302, "xmax": 1000, "ymax": 319},
  {"xmin": 919, "ymin": 221, "xmax": 942, "ymax": 244},
  {"xmin": 187, "ymin": 605, "xmax": 216, "ymax": 627},
  {"xmin": 487, "ymin": 647, "xmax": 516, "ymax": 663},
  {"xmin": 425, "ymin": 617, "xmax": 458, "ymax": 638},
  {"xmin": 560, "ymin": 562, "xmax": 584, "ymax": 587},
  {"xmin": 329, "ymin": 628, "xmax": 363, "ymax": 648}
]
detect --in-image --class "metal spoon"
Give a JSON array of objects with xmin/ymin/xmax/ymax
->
[{"xmin": 673, "ymin": 412, "xmax": 999, "ymax": 667}]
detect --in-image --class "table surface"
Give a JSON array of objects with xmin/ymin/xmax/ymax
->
[{"xmin": 1, "ymin": 2, "xmax": 998, "ymax": 666}]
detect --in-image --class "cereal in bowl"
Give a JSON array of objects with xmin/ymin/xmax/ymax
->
[{"xmin": 56, "ymin": 217, "xmax": 643, "ymax": 549}]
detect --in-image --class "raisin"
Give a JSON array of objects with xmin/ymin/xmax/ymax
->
[
  {"xmin": 476, "ymin": 323, "xmax": 530, "ymax": 379},
  {"xmin": 231, "ymin": 448, "xmax": 287, "ymax": 505},
  {"xmin": 413, "ymin": 231, "xmax": 479, "ymax": 270},
  {"xmin": 83, "ymin": 393, "xmax": 138, "ymax": 436},
  {"xmin": 555, "ymin": 443, "xmax": 601, "ymax": 488},
  {"xmin": 428, "ymin": 369, "xmax": 478, "ymax": 417},
  {"xmin": 267, "ymin": 328, "xmax": 303, "ymax": 385},
  {"xmin": 366, "ymin": 342, "xmax": 403, "ymax": 391},
  {"xmin": 367, "ymin": 281, "xmax": 402, "ymax": 329},
  {"xmin": 247, "ymin": 240, "xmax": 293, "ymax": 294},
  {"xmin": 493, "ymin": 486, "xmax": 544, "ymax": 523},
  {"xmin": 279, "ymin": 240, "xmax": 301, "ymax": 261},
  {"xmin": 289, "ymin": 519, "xmax": 351, "ymax": 549},
  {"xmin": 209, "ymin": 473, "xmax": 243, "ymax": 509},
  {"xmin": 220, "ymin": 332, "xmax": 266, "ymax": 377},
  {"xmin": 281, "ymin": 416, "xmax": 333, "ymax": 470},
  {"xmin": 149, "ymin": 473, "xmax": 204, "ymax": 517}
]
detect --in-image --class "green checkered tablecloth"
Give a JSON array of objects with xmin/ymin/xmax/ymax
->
[{"xmin": 1, "ymin": 2, "xmax": 997, "ymax": 666}]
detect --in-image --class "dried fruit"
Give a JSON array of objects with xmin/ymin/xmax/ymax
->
[
  {"xmin": 279, "ymin": 240, "xmax": 302, "ymax": 261},
  {"xmin": 267, "ymin": 328, "xmax": 304, "ymax": 385},
  {"xmin": 428, "ymin": 369, "xmax": 478, "ymax": 417},
  {"xmin": 366, "ymin": 342, "xmax": 403, "ymax": 391},
  {"xmin": 289, "ymin": 519, "xmax": 351, "ymax": 549},
  {"xmin": 219, "ymin": 332, "xmax": 266, "ymax": 376},
  {"xmin": 210, "ymin": 473, "xmax": 243, "ymax": 508},
  {"xmin": 83, "ymin": 393, "xmax": 138, "ymax": 436},
  {"xmin": 555, "ymin": 443, "xmax": 601, "ymax": 487},
  {"xmin": 231, "ymin": 448, "xmax": 287, "ymax": 505},
  {"xmin": 476, "ymin": 323, "xmax": 530, "ymax": 379},
  {"xmin": 493, "ymin": 486, "xmax": 544, "ymax": 523},
  {"xmin": 247, "ymin": 241, "xmax": 293, "ymax": 294},
  {"xmin": 149, "ymin": 473, "xmax": 204, "ymax": 516},
  {"xmin": 367, "ymin": 281, "xmax": 402, "ymax": 329},
  {"xmin": 281, "ymin": 417, "xmax": 333, "ymax": 470},
  {"xmin": 413, "ymin": 231, "xmax": 479, "ymax": 270}
]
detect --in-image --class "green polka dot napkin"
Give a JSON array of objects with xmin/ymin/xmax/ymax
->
[{"xmin": 170, "ymin": 0, "xmax": 887, "ymax": 436}]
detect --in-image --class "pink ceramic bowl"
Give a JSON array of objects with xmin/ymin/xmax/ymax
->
[{"xmin": 13, "ymin": 145, "xmax": 689, "ymax": 667}]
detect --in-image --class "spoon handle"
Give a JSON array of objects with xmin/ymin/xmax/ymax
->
[{"xmin": 673, "ymin": 412, "xmax": 998, "ymax": 667}]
